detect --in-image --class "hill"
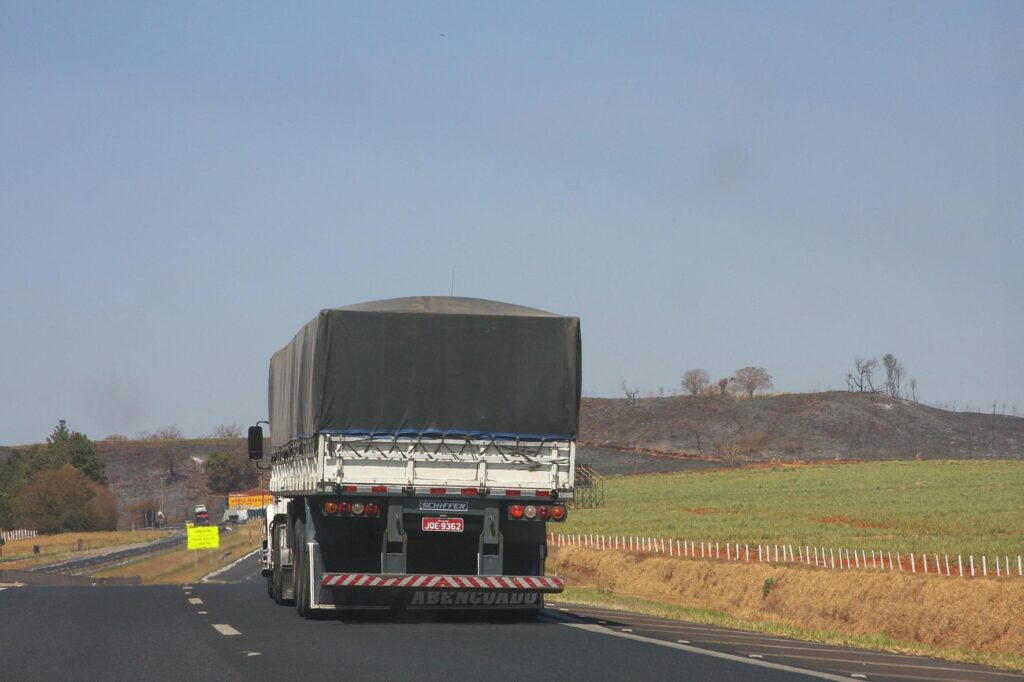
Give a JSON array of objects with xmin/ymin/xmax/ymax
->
[
  {"xmin": 4, "ymin": 392, "xmax": 1022, "ymax": 529},
  {"xmin": 578, "ymin": 391, "xmax": 1024, "ymax": 465},
  {"xmin": 95, "ymin": 438, "xmax": 257, "ymax": 528}
]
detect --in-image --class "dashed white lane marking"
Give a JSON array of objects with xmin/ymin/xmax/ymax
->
[
  {"xmin": 188, "ymin": 598, "xmax": 203, "ymax": 605},
  {"xmin": 850, "ymin": 675, "xmax": 867, "ymax": 679},
  {"xmin": 677, "ymin": 640, "xmax": 690, "ymax": 644},
  {"xmin": 245, "ymin": 652, "xmax": 261, "ymax": 657},
  {"xmin": 748, "ymin": 654, "xmax": 763, "ymax": 659},
  {"xmin": 182, "ymin": 586, "xmax": 193, "ymax": 590},
  {"xmin": 212, "ymin": 624, "xmax": 241, "ymax": 636},
  {"xmin": 562, "ymin": 623, "xmax": 852, "ymax": 682},
  {"xmin": 198, "ymin": 611, "xmax": 208, "ymax": 615},
  {"xmin": 620, "ymin": 628, "xmax": 632, "ymax": 632}
]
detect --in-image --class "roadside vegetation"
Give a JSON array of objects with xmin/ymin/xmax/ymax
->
[
  {"xmin": 0, "ymin": 421, "xmax": 117, "ymax": 533},
  {"xmin": 563, "ymin": 460, "xmax": 1024, "ymax": 557}
]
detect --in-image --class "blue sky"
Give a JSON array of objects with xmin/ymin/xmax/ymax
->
[{"xmin": 2, "ymin": 2, "xmax": 1021, "ymax": 444}]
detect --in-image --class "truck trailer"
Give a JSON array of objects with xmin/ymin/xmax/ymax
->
[{"xmin": 250, "ymin": 297, "xmax": 580, "ymax": 618}]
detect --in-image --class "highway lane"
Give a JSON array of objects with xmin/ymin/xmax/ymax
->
[{"xmin": 1, "ymin": 561, "xmax": 1020, "ymax": 682}]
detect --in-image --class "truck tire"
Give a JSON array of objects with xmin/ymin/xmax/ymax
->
[
  {"xmin": 271, "ymin": 525, "xmax": 287, "ymax": 605},
  {"xmin": 294, "ymin": 518, "xmax": 311, "ymax": 618}
]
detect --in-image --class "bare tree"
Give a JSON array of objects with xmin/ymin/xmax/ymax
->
[
  {"xmin": 882, "ymin": 353, "xmax": 904, "ymax": 398},
  {"xmin": 845, "ymin": 357, "xmax": 878, "ymax": 392},
  {"xmin": 620, "ymin": 381, "xmax": 640, "ymax": 407},
  {"xmin": 732, "ymin": 367, "xmax": 773, "ymax": 398},
  {"xmin": 909, "ymin": 378, "xmax": 917, "ymax": 402},
  {"xmin": 213, "ymin": 423, "xmax": 243, "ymax": 438},
  {"xmin": 681, "ymin": 369, "xmax": 710, "ymax": 396},
  {"xmin": 146, "ymin": 425, "xmax": 183, "ymax": 440},
  {"xmin": 718, "ymin": 377, "xmax": 730, "ymax": 396}
]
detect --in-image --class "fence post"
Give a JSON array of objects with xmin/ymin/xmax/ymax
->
[
  {"xmin": 996, "ymin": 557, "xmax": 1001, "ymax": 578},
  {"xmin": 982, "ymin": 556, "xmax": 987, "ymax": 577},
  {"xmin": 923, "ymin": 554, "xmax": 928, "ymax": 574},
  {"xmin": 970, "ymin": 555, "xmax": 975, "ymax": 577},
  {"xmin": 1018, "ymin": 555, "xmax": 1022, "ymax": 577},
  {"xmin": 758, "ymin": 545, "xmax": 763, "ymax": 562},
  {"xmin": 745, "ymin": 544, "xmax": 749, "ymax": 562},
  {"xmin": 830, "ymin": 548, "xmax": 835, "ymax": 569},
  {"xmin": 944, "ymin": 555, "xmax": 950, "ymax": 576},
  {"xmin": 897, "ymin": 552, "xmax": 902, "ymax": 571},
  {"xmin": 958, "ymin": 555, "xmax": 963, "ymax": 577}
]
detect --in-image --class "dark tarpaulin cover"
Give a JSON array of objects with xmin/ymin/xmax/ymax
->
[{"xmin": 268, "ymin": 297, "xmax": 581, "ymax": 447}]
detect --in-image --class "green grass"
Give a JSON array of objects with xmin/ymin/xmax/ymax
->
[
  {"xmin": 563, "ymin": 460, "xmax": 1024, "ymax": 557},
  {"xmin": 552, "ymin": 588, "xmax": 1024, "ymax": 672}
]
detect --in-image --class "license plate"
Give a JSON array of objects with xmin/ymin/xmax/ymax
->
[{"xmin": 421, "ymin": 517, "xmax": 464, "ymax": 533}]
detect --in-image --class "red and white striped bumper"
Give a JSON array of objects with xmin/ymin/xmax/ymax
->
[{"xmin": 321, "ymin": 573, "xmax": 564, "ymax": 592}]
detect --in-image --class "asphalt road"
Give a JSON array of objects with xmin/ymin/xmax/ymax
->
[{"xmin": 0, "ymin": 557, "xmax": 1020, "ymax": 682}]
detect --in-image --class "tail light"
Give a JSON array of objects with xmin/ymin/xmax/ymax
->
[
  {"xmin": 338, "ymin": 501, "xmax": 352, "ymax": 515},
  {"xmin": 509, "ymin": 504, "xmax": 524, "ymax": 519},
  {"xmin": 365, "ymin": 502, "xmax": 380, "ymax": 516},
  {"xmin": 323, "ymin": 500, "xmax": 338, "ymax": 515},
  {"xmin": 351, "ymin": 502, "xmax": 365, "ymax": 515},
  {"xmin": 524, "ymin": 505, "xmax": 537, "ymax": 520},
  {"xmin": 537, "ymin": 505, "xmax": 551, "ymax": 520},
  {"xmin": 551, "ymin": 505, "xmax": 566, "ymax": 521}
]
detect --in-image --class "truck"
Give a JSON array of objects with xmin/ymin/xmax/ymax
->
[{"xmin": 250, "ymin": 297, "xmax": 581, "ymax": 618}]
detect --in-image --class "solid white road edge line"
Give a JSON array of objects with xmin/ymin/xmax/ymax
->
[
  {"xmin": 561, "ymin": 624, "xmax": 852, "ymax": 682},
  {"xmin": 212, "ymin": 624, "xmax": 241, "ymax": 636},
  {"xmin": 201, "ymin": 549, "xmax": 260, "ymax": 582}
]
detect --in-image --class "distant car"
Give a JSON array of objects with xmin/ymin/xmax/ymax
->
[{"xmin": 195, "ymin": 510, "xmax": 210, "ymax": 526}]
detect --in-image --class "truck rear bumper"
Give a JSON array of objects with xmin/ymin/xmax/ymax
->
[{"xmin": 321, "ymin": 573, "xmax": 563, "ymax": 592}]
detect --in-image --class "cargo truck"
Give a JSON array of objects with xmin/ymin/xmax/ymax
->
[{"xmin": 250, "ymin": 297, "xmax": 580, "ymax": 618}]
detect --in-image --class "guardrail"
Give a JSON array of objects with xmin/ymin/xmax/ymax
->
[{"xmin": 550, "ymin": 532, "xmax": 1024, "ymax": 578}]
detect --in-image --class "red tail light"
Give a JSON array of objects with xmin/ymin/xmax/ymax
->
[
  {"xmin": 460, "ymin": 488, "xmax": 478, "ymax": 496},
  {"xmin": 371, "ymin": 485, "xmax": 387, "ymax": 493},
  {"xmin": 365, "ymin": 502, "xmax": 380, "ymax": 516},
  {"xmin": 430, "ymin": 487, "xmax": 446, "ymax": 494},
  {"xmin": 338, "ymin": 501, "xmax": 352, "ymax": 515},
  {"xmin": 550, "ymin": 505, "xmax": 566, "ymax": 521},
  {"xmin": 509, "ymin": 504, "xmax": 524, "ymax": 519},
  {"xmin": 323, "ymin": 500, "xmax": 338, "ymax": 515},
  {"xmin": 505, "ymin": 489, "xmax": 521, "ymax": 497},
  {"xmin": 342, "ymin": 485, "xmax": 357, "ymax": 493},
  {"xmin": 537, "ymin": 490, "xmax": 552, "ymax": 498},
  {"xmin": 537, "ymin": 505, "xmax": 551, "ymax": 520}
]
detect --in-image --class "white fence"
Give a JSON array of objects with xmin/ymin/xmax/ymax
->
[
  {"xmin": 1, "ymin": 529, "xmax": 38, "ymax": 541},
  {"xmin": 550, "ymin": 532, "xmax": 1024, "ymax": 579}
]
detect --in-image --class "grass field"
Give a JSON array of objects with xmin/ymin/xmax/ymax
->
[
  {"xmin": 0, "ymin": 529, "xmax": 171, "ymax": 569},
  {"xmin": 563, "ymin": 460, "xmax": 1024, "ymax": 557},
  {"xmin": 94, "ymin": 522, "xmax": 261, "ymax": 584}
]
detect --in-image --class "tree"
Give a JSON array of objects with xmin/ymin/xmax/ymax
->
[
  {"xmin": 732, "ymin": 367, "xmax": 773, "ymax": 398},
  {"xmin": 845, "ymin": 357, "xmax": 878, "ymax": 393},
  {"xmin": 718, "ymin": 378, "xmax": 730, "ymax": 396},
  {"xmin": 882, "ymin": 354, "xmax": 904, "ymax": 398},
  {"xmin": 14, "ymin": 465, "xmax": 115, "ymax": 533},
  {"xmin": 681, "ymin": 369, "xmax": 710, "ymax": 396},
  {"xmin": 620, "ymin": 381, "xmax": 640, "ymax": 407},
  {"xmin": 909, "ymin": 378, "xmax": 918, "ymax": 402},
  {"xmin": 203, "ymin": 451, "xmax": 258, "ymax": 494},
  {"xmin": 46, "ymin": 420, "xmax": 105, "ymax": 483},
  {"xmin": 213, "ymin": 424, "xmax": 243, "ymax": 438}
]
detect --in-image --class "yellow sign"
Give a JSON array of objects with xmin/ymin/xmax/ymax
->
[
  {"xmin": 228, "ymin": 493, "xmax": 273, "ymax": 510},
  {"xmin": 187, "ymin": 526, "xmax": 220, "ymax": 550}
]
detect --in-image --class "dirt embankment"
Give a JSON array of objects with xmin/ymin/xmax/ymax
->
[{"xmin": 549, "ymin": 546, "xmax": 1024, "ymax": 657}]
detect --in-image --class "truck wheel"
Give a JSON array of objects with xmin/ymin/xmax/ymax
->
[
  {"xmin": 294, "ymin": 518, "xmax": 311, "ymax": 618},
  {"xmin": 272, "ymin": 526, "xmax": 286, "ymax": 605}
]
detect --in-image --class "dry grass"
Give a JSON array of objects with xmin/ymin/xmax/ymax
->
[
  {"xmin": 94, "ymin": 522, "xmax": 261, "ymax": 584},
  {"xmin": 549, "ymin": 546, "xmax": 1024, "ymax": 671},
  {"xmin": 0, "ymin": 529, "xmax": 171, "ymax": 569}
]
